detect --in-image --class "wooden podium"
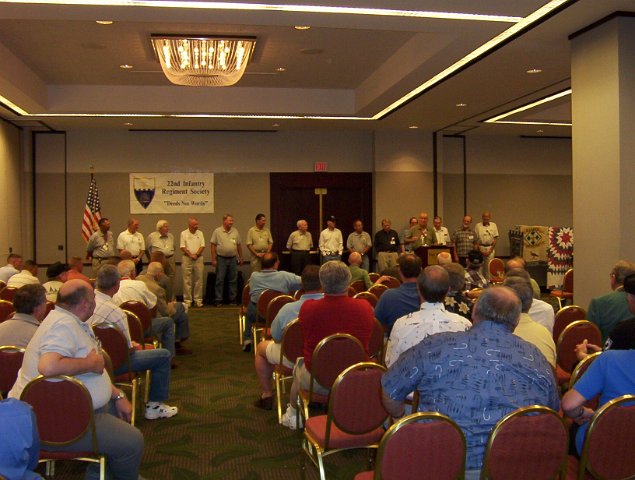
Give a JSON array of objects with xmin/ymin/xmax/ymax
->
[{"xmin": 414, "ymin": 245, "xmax": 455, "ymax": 267}]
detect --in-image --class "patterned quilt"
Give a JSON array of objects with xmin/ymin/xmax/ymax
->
[
  {"xmin": 547, "ymin": 226, "xmax": 574, "ymax": 287},
  {"xmin": 520, "ymin": 225, "xmax": 549, "ymax": 263}
]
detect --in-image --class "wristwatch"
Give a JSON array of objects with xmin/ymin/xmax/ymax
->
[{"xmin": 112, "ymin": 390, "xmax": 127, "ymax": 402}]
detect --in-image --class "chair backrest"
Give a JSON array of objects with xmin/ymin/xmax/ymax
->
[
  {"xmin": 489, "ymin": 258, "xmax": 505, "ymax": 279},
  {"xmin": 20, "ymin": 374, "xmax": 98, "ymax": 451},
  {"xmin": 0, "ymin": 346, "xmax": 25, "ymax": 395},
  {"xmin": 92, "ymin": 323, "xmax": 131, "ymax": 372},
  {"xmin": 0, "ymin": 280, "xmax": 5, "ymax": 291},
  {"xmin": 310, "ymin": 334, "xmax": 366, "ymax": 394},
  {"xmin": 123, "ymin": 310, "xmax": 145, "ymax": 346},
  {"xmin": 557, "ymin": 320, "xmax": 602, "ymax": 374},
  {"xmin": 481, "ymin": 405, "xmax": 569, "ymax": 480},
  {"xmin": 241, "ymin": 283, "xmax": 251, "ymax": 307},
  {"xmin": 374, "ymin": 412, "xmax": 466, "ymax": 480},
  {"xmin": 44, "ymin": 301, "xmax": 55, "ymax": 318},
  {"xmin": 0, "ymin": 286, "xmax": 18, "ymax": 302},
  {"xmin": 0, "ymin": 299, "xmax": 15, "ymax": 322},
  {"xmin": 293, "ymin": 289, "xmax": 305, "ymax": 300},
  {"xmin": 368, "ymin": 273, "xmax": 380, "ymax": 283},
  {"xmin": 562, "ymin": 268, "xmax": 574, "ymax": 293},
  {"xmin": 569, "ymin": 351, "xmax": 602, "ymax": 387},
  {"xmin": 579, "ymin": 394, "xmax": 635, "ymax": 480},
  {"xmin": 265, "ymin": 295, "xmax": 295, "ymax": 328},
  {"xmin": 119, "ymin": 300, "xmax": 152, "ymax": 332},
  {"xmin": 279, "ymin": 319, "xmax": 304, "ymax": 366},
  {"xmin": 367, "ymin": 318, "xmax": 385, "ymax": 362},
  {"xmin": 553, "ymin": 305, "xmax": 587, "ymax": 343},
  {"xmin": 350, "ymin": 280, "xmax": 366, "ymax": 294},
  {"xmin": 354, "ymin": 291, "xmax": 378, "ymax": 308},
  {"xmin": 328, "ymin": 362, "xmax": 388, "ymax": 441},
  {"xmin": 257, "ymin": 289, "xmax": 284, "ymax": 319},
  {"xmin": 368, "ymin": 284, "xmax": 388, "ymax": 299},
  {"xmin": 381, "ymin": 276, "xmax": 401, "ymax": 289}
]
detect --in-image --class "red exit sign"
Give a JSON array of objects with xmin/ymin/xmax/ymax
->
[{"xmin": 314, "ymin": 162, "xmax": 328, "ymax": 172}]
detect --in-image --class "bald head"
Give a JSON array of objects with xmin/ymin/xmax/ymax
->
[
  {"xmin": 505, "ymin": 257, "xmax": 526, "ymax": 273},
  {"xmin": 348, "ymin": 252, "xmax": 362, "ymax": 266},
  {"xmin": 56, "ymin": 279, "xmax": 95, "ymax": 321},
  {"xmin": 473, "ymin": 286, "xmax": 521, "ymax": 331},
  {"xmin": 417, "ymin": 265, "xmax": 450, "ymax": 303},
  {"xmin": 437, "ymin": 252, "xmax": 452, "ymax": 265}
]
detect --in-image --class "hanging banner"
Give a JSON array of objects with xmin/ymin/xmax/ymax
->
[{"xmin": 129, "ymin": 173, "xmax": 214, "ymax": 214}]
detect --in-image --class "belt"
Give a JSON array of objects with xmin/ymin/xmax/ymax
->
[
  {"xmin": 218, "ymin": 255, "xmax": 236, "ymax": 259},
  {"xmin": 291, "ymin": 249, "xmax": 309, "ymax": 252}
]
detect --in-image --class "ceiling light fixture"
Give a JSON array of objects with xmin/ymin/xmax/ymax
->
[
  {"xmin": 483, "ymin": 89, "xmax": 571, "ymax": 125},
  {"xmin": 456, "ymin": 103, "xmax": 467, "ymax": 107},
  {"xmin": 526, "ymin": 68, "xmax": 542, "ymax": 74},
  {"xmin": 409, "ymin": 125, "xmax": 418, "ymax": 129},
  {"xmin": 95, "ymin": 20, "xmax": 113, "ymax": 25},
  {"xmin": 275, "ymin": 67, "xmax": 286, "ymax": 72},
  {"xmin": 294, "ymin": 25, "xmax": 311, "ymax": 30},
  {"xmin": 119, "ymin": 64, "xmax": 134, "ymax": 69},
  {"xmin": 151, "ymin": 35, "xmax": 256, "ymax": 86}
]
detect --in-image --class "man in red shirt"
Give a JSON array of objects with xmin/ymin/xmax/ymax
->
[{"xmin": 280, "ymin": 260, "xmax": 374, "ymax": 429}]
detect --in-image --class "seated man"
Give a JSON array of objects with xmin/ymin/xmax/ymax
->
[
  {"xmin": 442, "ymin": 262, "xmax": 473, "ymax": 321},
  {"xmin": 385, "ymin": 265, "xmax": 471, "ymax": 367},
  {"xmin": 88, "ymin": 265, "xmax": 177, "ymax": 420},
  {"xmin": 113, "ymin": 260, "xmax": 176, "ymax": 359},
  {"xmin": 7, "ymin": 260, "xmax": 40, "ymax": 288},
  {"xmin": 0, "ymin": 253, "xmax": 23, "ymax": 283},
  {"xmin": 563, "ymin": 274, "xmax": 635, "ymax": 457},
  {"xmin": 244, "ymin": 252, "xmax": 302, "ymax": 352},
  {"xmin": 0, "ymin": 284, "xmax": 47, "ymax": 348},
  {"xmin": 42, "ymin": 261, "xmax": 70, "ymax": 302},
  {"xmin": 587, "ymin": 259, "xmax": 635, "ymax": 341},
  {"xmin": 505, "ymin": 257, "xmax": 541, "ymax": 298},
  {"xmin": 436, "ymin": 251, "xmax": 452, "ymax": 265},
  {"xmin": 137, "ymin": 262, "xmax": 191, "ymax": 355},
  {"xmin": 382, "ymin": 286, "xmax": 559, "ymax": 478},
  {"xmin": 503, "ymin": 276, "xmax": 556, "ymax": 368},
  {"xmin": 348, "ymin": 252, "xmax": 389, "ymax": 290},
  {"xmin": 374, "ymin": 254, "xmax": 421, "ymax": 335},
  {"xmin": 464, "ymin": 250, "xmax": 489, "ymax": 291},
  {"xmin": 254, "ymin": 265, "xmax": 323, "ymax": 410},
  {"xmin": 66, "ymin": 256, "xmax": 90, "ymax": 282},
  {"xmin": 0, "ymin": 398, "xmax": 41, "ymax": 480},
  {"xmin": 280, "ymin": 261, "xmax": 375, "ymax": 429},
  {"xmin": 506, "ymin": 269, "xmax": 555, "ymax": 332},
  {"xmin": 9, "ymin": 280, "xmax": 144, "ymax": 480}
]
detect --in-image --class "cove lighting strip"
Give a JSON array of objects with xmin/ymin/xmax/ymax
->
[
  {"xmin": 0, "ymin": 0, "xmax": 523, "ymax": 22},
  {"xmin": 483, "ymin": 89, "xmax": 572, "ymax": 126},
  {"xmin": 0, "ymin": 0, "xmax": 576, "ymax": 124}
]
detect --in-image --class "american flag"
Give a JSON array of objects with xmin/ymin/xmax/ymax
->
[{"xmin": 81, "ymin": 174, "xmax": 102, "ymax": 242}]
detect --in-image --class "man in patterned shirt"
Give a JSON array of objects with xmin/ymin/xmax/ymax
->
[
  {"xmin": 381, "ymin": 286, "xmax": 559, "ymax": 478},
  {"xmin": 452, "ymin": 215, "xmax": 476, "ymax": 267}
]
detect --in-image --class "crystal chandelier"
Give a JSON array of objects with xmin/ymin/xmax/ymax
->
[{"xmin": 151, "ymin": 35, "xmax": 256, "ymax": 87}]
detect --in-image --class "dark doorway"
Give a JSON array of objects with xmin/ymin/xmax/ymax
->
[{"xmin": 270, "ymin": 173, "xmax": 373, "ymax": 271}]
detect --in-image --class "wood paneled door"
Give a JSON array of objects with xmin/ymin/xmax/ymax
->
[{"xmin": 270, "ymin": 173, "xmax": 373, "ymax": 271}]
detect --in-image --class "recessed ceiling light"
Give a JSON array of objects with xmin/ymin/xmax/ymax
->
[
  {"xmin": 95, "ymin": 20, "xmax": 113, "ymax": 25},
  {"xmin": 123, "ymin": 122, "xmax": 133, "ymax": 126},
  {"xmin": 119, "ymin": 64, "xmax": 134, "ymax": 69},
  {"xmin": 536, "ymin": 129, "xmax": 544, "ymax": 133},
  {"xmin": 272, "ymin": 123, "xmax": 280, "ymax": 127},
  {"xmin": 526, "ymin": 68, "xmax": 542, "ymax": 74},
  {"xmin": 456, "ymin": 103, "xmax": 467, "ymax": 107},
  {"xmin": 409, "ymin": 125, "xmax": 419, "ymax": 129},
  {"xmin": 275, "ymin": 67, "xmax": 286, "ymax": 72},
  {"xmin": 294, "ymin": 25, "xmax": 311, "ymax": 30}
]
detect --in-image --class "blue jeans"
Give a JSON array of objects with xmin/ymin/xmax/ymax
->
[
  {"xmin": 215, "ymin": 256, "xmax": 238, "ymax": 303},
  {"xmin": 245, "ymin": 302, "xmax": 258, "ymax": 342},
  {"xmin": 147, "ymin": 316, "xmax": 175, "ymax": 358},
  {"xmin": 115, "ymin": 348, "xmax": 171, "ymax": 402},
  {"xmin": 361, "ymin": 255, "xmax": 370, "ymax": 272},
  {"xmin": 172, "ymin": 302, "xmax": 190, "ymax": 341}
]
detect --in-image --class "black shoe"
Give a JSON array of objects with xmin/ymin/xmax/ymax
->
[
  {"xmin": 254, "ymin": 396, "xmax": 273, "ymax": 410},
  {"xmin": 242, "ymin": 340, "xmax": 252, "ymax": 353}
]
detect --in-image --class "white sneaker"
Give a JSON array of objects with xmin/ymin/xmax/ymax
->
[
  {"xmin": 145, "ymin": 402, "xmax": 178, "ymax": 420},
  {"xmin": 280, "ymin": 404, "xmax": 303, "ymax": 430}
]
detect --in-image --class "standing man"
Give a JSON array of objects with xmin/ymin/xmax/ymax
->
[
  {"xmin": 86, "ymin": 217, "xmax": 115, "ymax": 273},
  {"xmin": 432, "ymin": 216, "xmax": 451, "ymax": 245},
  {"xmin": 210, "ymin": 214, "xmax": 243, "ymax": 306},
  {"xmin": 374, "ymin": 219, "xmax": 401, "ymax": 273},
  {"xmin": 116, "ymin": 218, "xmax": 145, "ymax": 276},
  {"xmin": 9, "ymin": 280, "xmax": 144, "ymax": 480},
  {"xmin": 318, "ymin": 215, "xmax": 343, "ymax": 264},
  {"xmin": 286, "ymin": 219, "xmax": 313, "ymax": 275},
  {"xmin": 346, "ymin": 219, "xmax": 372, "ymax": 272},
  {"xmin": 402, "ymin": 217, "xmax": 418, "ymax": 253},
  {"xmin": 180, "ymin": 218, "xmax": 205, "ymax": 308},
  {"xmin": 405, "ymin": 212, "xmax": 435, "ymax": 250},
  {"xmin": 146, "ymin": 220, "xmax": 176, "ymax": 288},
  {"xmin": 452, "ymin": 215, "xmax": 477, "ymax": 267},
  {"xmin": 474, "ymin": 211, "xmax": 499, "ymax": 278},
  {"xmin": 246, "ymin": 213, "xmax": 273, "ymax": 273},
  {"xmin": 0, "ymin": 254, "xmax": 23, "ymax": 283}
]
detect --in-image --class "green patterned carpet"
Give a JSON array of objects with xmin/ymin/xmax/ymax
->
[{"xmin": 46, "ymin": 306, "xmax": 370, "ymax": 479}]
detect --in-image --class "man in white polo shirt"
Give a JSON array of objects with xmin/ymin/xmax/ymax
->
[
  {"xmin": 180, "ymin": 217, "xmax": 205, "ymax": 308},
  {"xmin": 117, "ymin": 218, "xmax": 145, "ymax": 276}
]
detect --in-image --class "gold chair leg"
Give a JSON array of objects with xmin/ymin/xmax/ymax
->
[
  {"xmin": 99, "ymin": 456, "xmax": 106, "ymax": 480},
  {"xmin": 238, "ymin": 313, "xmax": 245, "ymax": 345},
  {"xmin": 144, "ymin": 370, "xmax": 151, "ymax": 404},
  {"xmin": 130, "ymin": 380, "xmax": 138, "ymax": 426}
]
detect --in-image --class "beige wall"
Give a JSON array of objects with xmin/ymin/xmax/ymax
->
[{"xmin": 0, "ymin": 120, "xmax": 24, "ymax": 259}]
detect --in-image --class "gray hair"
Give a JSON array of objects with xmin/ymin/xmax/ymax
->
[
  {"xmin": 417, "ymin": 265, "xmax": 449, "ymax": 303},
  {"xmin": 156, "ymin": 220, "xmax": 168, "ymax": 230},
  {"xmin": 443, "ymin": 263, "xmax": 466, "ymax": 292},
  {"xmin": 612, "ymin": 260, "xmax": 635, "ymax": 285},
  {"xmin": 146, "ymin": 262, "xmax": 164, "ymax": 277},
  {"xmin": 502, "ymin": 276, "xmax": 533, "ymax": 313},
  {"xmin": 473, "ymin": 286, "xmax": 521, "ymax": 331},
  {"xmin": 297, "ymin": 219, "xmax": 307, "ymax": 228},
  {"xmin": 96, "ymin": 264, "xmax": 120, "ymax": 291},
  {"xmin": 319, "ymin": 261, "xmax": 352, "ymax": 294},
  {"xmin": 117, "ymin": 260, "xmax": 136, "ymax": 277}
]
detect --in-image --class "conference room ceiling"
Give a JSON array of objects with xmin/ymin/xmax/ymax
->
[{"xmin": 0, "ymin": 0, "xmax": 632, "ymax": 135}]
